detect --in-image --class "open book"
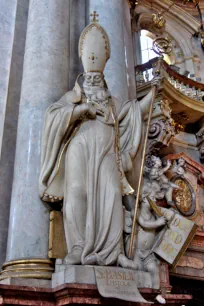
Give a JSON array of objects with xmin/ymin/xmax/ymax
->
[{"xmin": 148, "ymin": 198, "xmax": 197, "ymax": 268}]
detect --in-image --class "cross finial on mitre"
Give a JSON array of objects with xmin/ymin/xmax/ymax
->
[{"xmin": 90, "ymin": 10, "xmax": 99, "ymax": 23}]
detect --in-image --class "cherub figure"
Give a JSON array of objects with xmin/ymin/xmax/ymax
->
[
  {"xmin": 148, "ymin": 156, "xmax": 179, "ymax": 205},
  {"xmin": 124, "ymin": 182, "xmax": 169, "ymax": 289},
  {"xmin": 171, "ymin": 158, "xmax": 185, "ymax": 176}
]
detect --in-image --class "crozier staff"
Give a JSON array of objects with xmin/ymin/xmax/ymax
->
[{"xmin": 128, "ymin": 38, "xmax": 173, "ymax": 258}]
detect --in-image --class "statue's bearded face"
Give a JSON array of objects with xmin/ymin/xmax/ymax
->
[
  {"xmin": 83, "ymin": 72, "xmax": 104, "ymax": 87},
  {"xmin": 83, "ymin": 72, "xmax": 109, "ymax": 102},
  {"xmin": 83, "ymin": 72, "xmax": 104, "ymax": 95}
]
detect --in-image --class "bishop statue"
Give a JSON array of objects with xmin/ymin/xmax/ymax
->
[{"xmin": 39, "ymin": 15, "xmax": 160, "ymax": 267}]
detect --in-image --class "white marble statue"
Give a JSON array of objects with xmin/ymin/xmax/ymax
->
[
  {"xmin": 39, "ymin": 18, "xmax": 160, "ymax": 267},
  {"xmin": 123, "ymin": 179, "xmax": 173, "ymax": 291},
  {"xmin": 124, "ymin": 183, "xmax": 167, "ymax": 289}
]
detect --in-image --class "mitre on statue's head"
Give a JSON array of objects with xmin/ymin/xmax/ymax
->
[{"xmin": 78, "ymin": 11, "xmax": 111, "ymax": 73}]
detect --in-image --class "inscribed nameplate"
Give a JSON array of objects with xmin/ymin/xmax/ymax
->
[{"xmin": 94, "ymin": 266, "xmax": 151, "ymax": 303}]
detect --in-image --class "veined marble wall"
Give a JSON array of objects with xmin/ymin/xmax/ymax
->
[
  {"xmin": 6, "ymin": 0, "xmax": 70, "ymax": 262},
  {"xmin": 0, "ymin": 0, "xmax": 17, "ymax": 157},
  {"xmin": 123, "ymin": 0, "xmax": 136, "ymax": 100},
  {"xmin": 69, "ymin": 0, "xmax": 86, "ymax": 89},
  {"xmin": 88, "ymin": 0, "xmax": 131, "ymax": 103},
  {"xmin": 0, "ymin": 0, "xmax": 88, "ymax": 269},
  {"xmin": 0, "ymin": 0, "xmax": 29, "ymax": 268}
]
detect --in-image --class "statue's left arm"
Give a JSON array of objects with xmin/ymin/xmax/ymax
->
[
  {"xmin": 117, "ymin": 77, "xmax": 161, "ymax": 190},
  {"xmin": 118, "ymin": 100, "xmax": 142, "ymax": 175}
]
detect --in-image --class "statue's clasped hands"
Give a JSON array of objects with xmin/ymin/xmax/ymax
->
[{"xmin": 73, "ymin": 103, "xmax": 96, "ymax": 121}]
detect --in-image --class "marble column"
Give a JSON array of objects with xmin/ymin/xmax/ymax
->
[
  {"xmin": 133, "ymin": 31, "xmax": 142, "ymax": 67},
  {"xmin": 4, "ymin": 0, "xmax": 70, "ymax": 276},
  {"xmin": 69, "ymin": 0, "xmax": 86, "ymax": 89},
  {"xmin": 123, "ymin": 0, "xmax": 136, "ymax": 100},
  {"xmin": 0, "ymin": 0, "xmax": 17, "ymax": 157},
  {"xmin": 88, "ymin": 0, "xmax": 129, "ymax": 103},
  {"xmin": 0, "ymin": 0, "xmax": 29, "ymax": 270}
]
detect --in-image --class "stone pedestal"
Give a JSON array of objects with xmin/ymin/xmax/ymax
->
[{"xmin": 52, "ymin": 264, "xmax": 152, "ymax": 289}]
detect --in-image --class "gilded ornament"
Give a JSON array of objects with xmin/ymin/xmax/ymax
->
[
  {"xmin": 90, "ymin": 10, "xmax": 99, "ymax": 23},
  {"xmin": 152, "ymin": 12, "xmax": 166, "ymax": 29},
  {"xmin": 172, "ymin": 176, "xmax": 196, "ymax": 217},
  {"xmin": 153, "ymin": 37, "xmax": 172, "ymax": 56}
]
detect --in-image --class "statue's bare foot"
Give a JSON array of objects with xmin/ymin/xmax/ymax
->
[
  {"xmin": 83, "ymin": 254, "xmax": 97, "ymax": 265},
  {"xmin": 63, "ymin": 247, "xmax": 83, "ymax": 265},
  {"xmin": 117, "ymin": 254, "xmax": 135, "ymax": 269}
]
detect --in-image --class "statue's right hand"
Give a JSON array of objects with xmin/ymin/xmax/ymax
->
[
  {"xmin": 86, "ymin": 104, "xmax": 97, "ymax": 119},
  {"xmin": 156, "ymin": 216, "xmax": 167, "ymax": 227},
  {"xmin": 73, "ymin": 104, "xmax": 96, "ymax": 121}
]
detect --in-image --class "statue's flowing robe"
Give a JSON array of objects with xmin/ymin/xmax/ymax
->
[{"xmin": 39, "ymin": 92, "xmax": 142, "ymax": 265}]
